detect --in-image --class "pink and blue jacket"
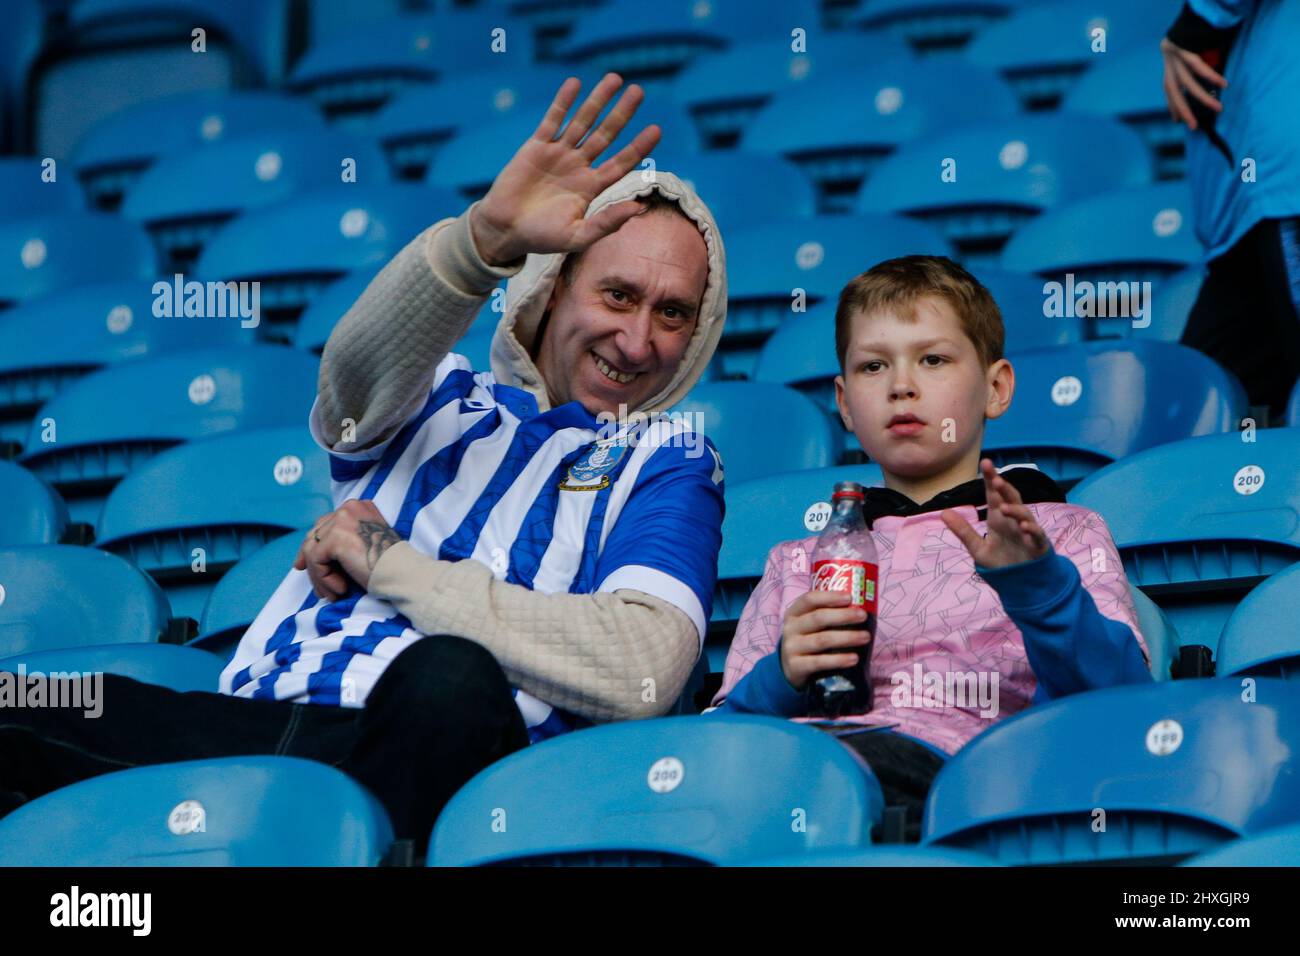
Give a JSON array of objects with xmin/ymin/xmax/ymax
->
[{"xmin": 710, "ymin": 467, "xmax": 1153, "ymax": 756}]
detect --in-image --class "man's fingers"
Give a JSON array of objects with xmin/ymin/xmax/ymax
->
[
  {"xmin": 1164, "ymin": 70, "xmax": 1197, "ymax": 128},
  {"xmin": 559, "ymin": 72, "xmax": 623, "ymax": 147},
  {"xmin": 1180, "ymin": 49, "xmax": 1227, "ymax": 87},
  {"xmin": 1175, "ymin": 60, "xmax": 1223, "ymax": 112},
  {"xmin": 578, "ymin": 82, "xmax": 645, "ymax": 161},
  {"xmin": 571, "ymin": 198, "xmax": 647, "ymax": 248},
  {"xmin": 592, "ymin": 124, "xmax": 662, "ymax": 189},
  {"xmin": 532, "ymin": 76, "xmax": 582, "ymax": 142}
]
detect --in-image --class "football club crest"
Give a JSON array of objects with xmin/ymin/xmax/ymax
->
[{"xmin": 559, "ymin": 439, "xmax": 629, "ymax": 491}]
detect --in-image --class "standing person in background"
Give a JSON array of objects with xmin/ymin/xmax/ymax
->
[{"xmin": 1160, "ymin": 0, "xmax": 1300, "ymax": 422}]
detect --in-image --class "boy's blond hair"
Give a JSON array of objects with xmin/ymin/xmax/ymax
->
[{"xmin": 835, "ymin": 255, "xmax": 1005, "ymax": 372}]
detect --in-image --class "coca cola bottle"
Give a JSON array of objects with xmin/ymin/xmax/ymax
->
[{"xmin": 808, "ymin": 480, "xmax": 878, "ymax": 717}]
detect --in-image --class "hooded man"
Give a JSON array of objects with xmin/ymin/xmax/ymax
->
[{"xmin": 0, "ymin": 75, "xmax": 728, "ymax": 858}]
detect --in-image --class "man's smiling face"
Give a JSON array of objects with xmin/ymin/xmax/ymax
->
[{"xmin": 533, "ymin": 202, "xmax": 709, "ymax": 417}]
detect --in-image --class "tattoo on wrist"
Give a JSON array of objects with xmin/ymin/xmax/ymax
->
[{"xmin": 358, "ymin": 521, "xmax": 402, "ymax": 570}]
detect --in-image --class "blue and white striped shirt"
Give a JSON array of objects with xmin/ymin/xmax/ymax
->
[{"xmin": 219, "ymin": 352, "xmax": 725, "ymax": 742}]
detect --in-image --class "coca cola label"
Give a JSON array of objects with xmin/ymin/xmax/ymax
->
[{"xmin": 811, "ymin": 559, "xmax": 878, "ymax": 611}]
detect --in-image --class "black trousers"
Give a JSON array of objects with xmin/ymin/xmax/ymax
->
[
  {"xmin": 819, "ymin": 727, "xmax": 947, "ymax": 844},
  {"xmin": 1181, "ymin": 216, "xmax": 1300, "ymax": 417},
  {"xmin": 0, "ymin": 635, "xmax": 529, "ymax": 859}
]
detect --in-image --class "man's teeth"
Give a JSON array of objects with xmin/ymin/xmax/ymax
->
[{"xmin": 593, "ymin": 352, "xmax": 637, "ymax": 384}]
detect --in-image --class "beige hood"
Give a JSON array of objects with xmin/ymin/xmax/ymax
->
[{"xmin": 488, "ymin": 169, "xmax": 727, "ymax": 416}]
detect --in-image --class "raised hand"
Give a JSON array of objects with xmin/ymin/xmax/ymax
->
[
  {"xmin": 468, "ymin": 73, "xmax": 663, "ymax": 267},
  {"xmin": 941, "ymin": 458, "xmax": 1050, "ymax": 569}
]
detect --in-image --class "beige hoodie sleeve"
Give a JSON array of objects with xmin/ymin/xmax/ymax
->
[
  {"xmin": 367, "ymin": 541, "xmax": 700, "ymax": 722},
  {"xmin": 313, "ymin": 202, "xmax": 524, "ymax": 454}
]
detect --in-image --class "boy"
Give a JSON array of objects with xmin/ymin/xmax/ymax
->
[{"xmin": 710, "ymin": 255, "xmax": 1153, "ymax": 839}]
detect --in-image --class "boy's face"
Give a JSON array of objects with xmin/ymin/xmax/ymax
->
[{"xmin": 834, "ymin": 295, "xmax": 1014, "ymax": 488}]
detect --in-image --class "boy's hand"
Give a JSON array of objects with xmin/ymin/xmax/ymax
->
[
  {"xmin": 779, "ymin": 590, "xmax": 872, "ymax": 692},
  {"xmin": 1160, "ymin": 36, "xmax": 1227, "ymax": 131},
  {"xmin": 469, "ymin": 73, "xmax": 662, "ymax": 267},
  {"xmin": 941, "ymin": 458, "xmax": 1050, "ymax": 569}
]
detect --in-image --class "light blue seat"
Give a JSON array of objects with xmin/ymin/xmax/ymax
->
[
  {"xmin": 1069, "ymin": 428, "xmax": 1300, "ymax": 653},
  {"xmin": 429, "ymin": 715, "xmax": 884, "ymax": 865},
  {"xmin": 429, "ymin": 88, "xmax": 701, "ymax": 201},
  {"xmin": 669, "ymin": 382, "xmax": 841, "ymax": 487},
  {"xmin": 288, "ymin": 12, "xmax": 534, "ymax": 122},
  {"xmin": 710, "ymin": 464, "xmax": 884, "ymax": 669},
  {"xmin": 673, "ymin": 152, "xmax": 816, "ymax": 234},
  {"xmin": 196, "ymin": 184, "xmax": 459, "ymax": 342},
  {"xmin": 923, "ymin": 678, "xmax": 1300, "ymax": 864},
  {"xmin": 558, "ymin": 0, "xmax": 821, "ymax": 82},
  {"xmin": 1000, "ymin": 182, "xmax": 1202, "ymax": 338},
  {"xmin": 0, "ymin": 157, "xmax": 84, "ymax": 218},
  {"xmin": 1064, "ymin": 45, "xmax": 1185, "ymax": 180},
  {"xmin": 965, "ymin": 0, "xmax": 1180, "ymax": 109},
  {"xmin": 0, "ymin": 212, "xmax": 155, "ymax": 309},
  {"xmin": 1180, "ymin": 822, "xmax": 1300, "ymax": 866},
  {"xmin": 1119, "ymin": 266, "xmax": 1203, "ymax": 344},
  {"xmin": 744, "ymin": 57, "xmax": 1019, "ymax": 213},
  {"xmin": 671, "ymin": 32, "xmax": 911, "ymax": 149},
  {"xmin": 0, "ymin": 756, "xmax": 394, "ymax": 866},
  {"xmin": 736, "ymin": 846, "xmax": 999, "ymax": 866},
  {"xmin": 95, "ymin": 426, "xmax": 333, "ymax": 622},
  {"xmin": 36, "ymin": 1, "xmax": 292, "ymax": 162},
  {"xmin": 980, "ymin": 340, "xmax": 1245, "ymax": 488},
  {"xmin": 122, "ymin": 128, "xmax": 391, "ymax": 271},
  {"xmin": 195, "ymin": 530, "xmax": 302, "ymax": 664},
  {"xmin": 849, "ymin": 0, "xmax": 1029, "ymax": 52},
  {"xmin": 0, "ymin": 642, "xmax": 225, "ymax": 693},
  {"xmin": 70, "ymin": 90, "xmax": 324, "ymax": 211},
  {"xmin": 721, "ymin": 214, "xmax": 951, "ymax": 378},
  {"xmin": 373, "ymin": 65, "xmax": 572, "ymax": 179},
  {"xmin": 0, "ymin": 280, "xmax": 250, "ymax": 450},
  {"xmin": 0, "ymin": 461, "xmax": 70, "ymax": 547},
  {"xmin": 1216, "ymin": 561, "xmax": 1300, "ymax": 679},
  {"xmin": 0, "ymin": 544, "xmax": 175, "ymax": 658},
  {"xmin": 15, "ymin": 345, "xmax": 318, "ymax": 526},
  {"xmin": 1130, "ymin": 587, "xmax": 1179, "ymax": 683},
  {"xmin": 858, "ymin": 114, "xmax": 1150, "ymax": 267},
  {"xmin": 0, "ymin": 0, "xmax": 42, "ymax": 151}
]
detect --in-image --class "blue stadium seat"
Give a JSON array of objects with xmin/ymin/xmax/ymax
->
[
  {"xmin": 849, "ymin": 0, "xmax": 1029, "ymax": 53},
  {"xmin": 1069, "ymin": 428, "xmax": 1300, "ymax": 652},
  {"xmin": 195, "ymin": 530, "xmax": 302, "ymax": 664},
  {"xmin": 1000, "ymin": 183, "xmax": 1202, "ymax": 329},
  {"xmin": 0, "ymin": 642, "xmax": 225, "ymax": 693},
  {"xmin": 0, "ymin": 157, "xmax": 84, "ymax": 218},
  {"xmin": 288, "ymin": 12, "xmax": 535, "ymax": 122},
  {"xmin": 451, "ymin": 323, "xmax": 497, "ymax": 374},
  {"xmin": 737, "ymin": 846, "xmax": 999, "ymax": 866},
  {"xmin": 857, "ymin": 114, "xmax": 1151, "ymax": 266},
  {"xmin": 1180, "ymin": 822, "xmax": 1300, "ymax": 866},
  {"xmin": 1130, "ymin": 586, "xmax": 1179, "ymax": 683},
  {"xmin": 488, "ymin": 0, "xmax": 614, "ymax": 62},
  {"xmin": 429, "ymin": 88, "xmax": 702, "ymax": 202},
  {"xmin": 70, "ymin": 91, "xmax": 325, "ymax": 211},
  {"xmin": 0, "ymin": 461, "xmax": 70, "ymax": 548},
  {"xmin": 1291, "ymin": 377, "xmax": 1300, "ymax": 428},
  {"xmin": 0, "ymin": 544, "xmax": 175, "ymax": 658},
  {"xmin": 923, "ymin": 678, "xmax": 1300, "ymax": 864},
  {"xmin": 429, "ymin": 715, "xmax": 884, "ymax": 865},
  {"xmin": 1216, "ymin": 561, "xmax": 1300, "ymax": 680},
  {"xmin": 1063, "ymin": 45, "xmax": 1185, "ymax": 180},
  {"xmin": 710, "ymin": 464, "xmax": 884, "ymax": 668},
  {"xmin": 15, "ymin": 345, "xmax": 318, "ymax": 526},
  {"xmin": 95, "ymin": 426, "xmax": 334, "ymax": 622},
  {"xmin": 671, "ymin": 32, "xmax": 911, "ymax": 149},
  {"xmin": 964, "ymin": 0, "xmax": 1180, "ymax": 109},
  {"xmin": 979, "ymin": 340, "xmax": 1245, "ymax": 487},
  {"xmin": 122, "ymin": 128, "xmax": 391, "ymax": 272},
  {"xmin": 195, "ymin": 184, "xmax": 460, "ymax": 343},
  {"xmin": 0, "ymin": 213, "xmax": 156, "ymax": 310},
  {"xmin": 669, "ymin": 382, "xmax": 842, "ymax": 487},
  {"xmin": 36, "ymin": 1, "xmax": 292, "ymax": 160},
  {"xmin": 0, "ymin": 756, "xmax": 394, "ymax": 866},
  {"xmin": 0, "ymin": 0, "xmax": 44, "ymax": 151},
  {"xmin": 0, "ymin": 280, "xmax": 250, "ymax": 449},
  {"xmin": 557, "ymin": 0, "xmax": 821, "ymax": 83},
  {"xmin": 1123, "ymin": 266, "xmax": 1202, "ymax": 344},
  {"xmin": 372, "ymin": 65, "xmax": 572, "ymax": 180},
  {"xmin": 721, "ymin": 214, "xmax": 952, "ymax": 378},
  {"xmin": 744, "ymin": 57, "xmax": 1019, "ymax": 213},
  {"xmin": 671, "ymin": 152, "xmax": 816, "ymax": 233}
]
